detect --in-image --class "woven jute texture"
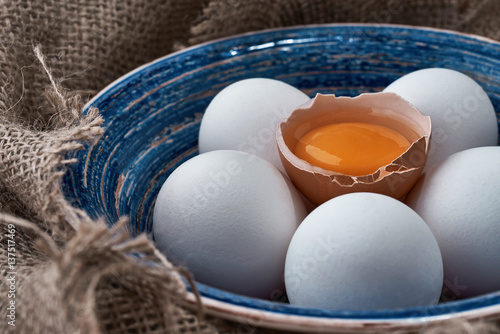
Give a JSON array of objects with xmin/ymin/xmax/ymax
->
[{"xmin": 1, "ymin": 0, "xmax": 500, "ymax": 333}]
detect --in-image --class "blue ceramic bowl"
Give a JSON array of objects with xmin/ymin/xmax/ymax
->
[{"xmin": 63, "ymin": 24, "xmax": 500, "ymax": 332}]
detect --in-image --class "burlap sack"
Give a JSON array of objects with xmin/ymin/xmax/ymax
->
[{"xmin": 1, "ymin": 0, "xmax": 500, "ymax": 333}]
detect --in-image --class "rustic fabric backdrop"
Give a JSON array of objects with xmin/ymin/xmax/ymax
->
[{"xmin": 1, "ymin": 0, "xmax": 500, "ymax": 333}]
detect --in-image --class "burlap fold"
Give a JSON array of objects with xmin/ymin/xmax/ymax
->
[
  {"xmin": 0, "ymin": 82, "xmax": 103, "ymax": 239},
  {"xmin": 0, "ymin": 213, "xmax": 202, "ymax": 333},
  {"xmin": 190, "ymin": 0, "xmax": 500, "ymax": 45},
  {"xmin": 1, "ymin": 0, "xmax": 500, "ymax": 333}
]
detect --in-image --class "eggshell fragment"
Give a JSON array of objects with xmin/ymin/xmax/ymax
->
[{"xmin": 276, "ymin": 93, "xmax": 431, "ymax": 205}]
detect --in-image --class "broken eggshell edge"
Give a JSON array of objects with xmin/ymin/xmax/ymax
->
[{"xmin": 276, "ymin": 92, "xmax": 432, "ymax": 205}]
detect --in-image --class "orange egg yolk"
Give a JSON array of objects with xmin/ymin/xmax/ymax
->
[{"xmin": 294, "ymin": 122, "xmax": 411, "ymax": 176}]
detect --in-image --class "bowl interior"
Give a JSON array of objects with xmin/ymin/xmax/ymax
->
[{"xmin": 63, "ymin": 24, "xmax": 500, "ymax": 320}]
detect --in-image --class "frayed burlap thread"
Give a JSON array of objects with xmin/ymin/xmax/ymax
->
[
  {"xmin": 0, "ymin": 1, "xmax": 205, "ymax": 128},
  {"xmin": 0, "ymin": 115, "xmax": 103, "ymax": 236},
  {"xmin": 0, "ymin": 46, "xmax": 104, "ymax": 239},
  {"xmin": 0, "ymin": 214, "xmax": 207, "ymax": 334}
]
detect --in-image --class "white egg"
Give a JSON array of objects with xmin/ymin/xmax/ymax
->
[
  {"xmin": 153, "ymin": 150, "xmax": 307, "ymax": 299},
  {"xmin": 405, "ymin": 146, "xmax": 500, "ymax": 298},
  {"xmin": 285, "ymin": 192, "xmax": 443, "ymax": 310},
  {"xmin": 198, "ymin": 78, "xmax": 310, "ymax": 173},
  {"xmin": 384, "ymin": 68, "xmax": 498, "ymax": 168}
]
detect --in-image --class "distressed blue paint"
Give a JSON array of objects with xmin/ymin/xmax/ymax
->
[{"xmin": 62, "ymin": 24, "xmax": 500, "ymax": 321}]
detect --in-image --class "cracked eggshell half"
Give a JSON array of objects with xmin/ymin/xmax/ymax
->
[{"xmin": 276, "ymin": 93, "xmax": 432, "ymax": 205}]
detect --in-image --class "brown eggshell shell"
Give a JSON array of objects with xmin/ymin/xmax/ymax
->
[{"xmin": 276, "ymin": 93, "xmax": 431, "ymax": 205}]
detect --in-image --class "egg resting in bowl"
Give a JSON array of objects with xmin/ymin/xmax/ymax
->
[{"xmin": 276, "ymin": 92, "xmax": 432, "ymax": 205}]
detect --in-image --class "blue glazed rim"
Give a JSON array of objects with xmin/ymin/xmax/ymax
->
[{"xmin": 75, "ymin": 24, "xmax": 500, "ymax": 328}]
